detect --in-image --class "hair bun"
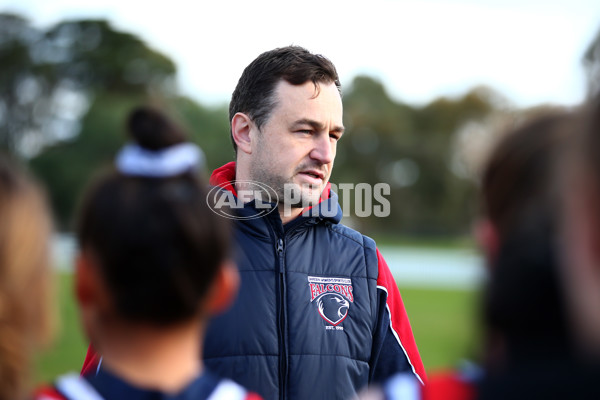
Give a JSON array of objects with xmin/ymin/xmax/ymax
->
[{"xmin": 127, "ymin": 107, "xmax": 187, "ymax": 151}]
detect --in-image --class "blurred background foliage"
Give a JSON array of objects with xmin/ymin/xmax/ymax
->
[{"xmin": 2, "ymin": 12, "xmax": 598, "ymax": 237}]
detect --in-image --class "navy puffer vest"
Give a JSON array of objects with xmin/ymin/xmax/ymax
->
[{"xmin": 204, "ymin": 188, "xmax": 380, "ymax": 400}]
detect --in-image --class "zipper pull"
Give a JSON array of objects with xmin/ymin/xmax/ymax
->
[{"xmin": 277, "ymin": 238, "xmax": 284, "ymax": 254}]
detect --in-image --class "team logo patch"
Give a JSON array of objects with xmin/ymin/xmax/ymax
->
[{"xmin": 308, "ymin": 276, "xmax": 353, "ymax": 327}]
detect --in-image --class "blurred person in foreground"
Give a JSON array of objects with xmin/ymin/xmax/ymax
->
[
  {"xmin": 36, "ymin": 107, "xmax": 261, "ymax": 399},
  {"xmin": 362, "ymin": 111, "xmax": 600, "ymax": 399},
  {"xmin": 0, "ymin": 156, "xmax": 53, "ymax": 400},
  {"xmin": 82, "ymin": 45, "xmax": 425, "ymax": 400},
  {"xmin": 561, "ymin": 95, "xmax": 600, "ymax": 364},
  {"xmin": 473, "ymin": 111, "xmax": 599, "ymax": 399}
]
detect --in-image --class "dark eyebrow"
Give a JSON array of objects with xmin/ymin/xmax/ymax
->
[{"xmin": 290, "ymin": 118, "xmax": 345, "ymax": 134}]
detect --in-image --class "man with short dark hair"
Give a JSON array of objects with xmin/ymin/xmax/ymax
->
[{"xmin": 204, "ymin": 46, "xmax": 425, "ymax": 400}]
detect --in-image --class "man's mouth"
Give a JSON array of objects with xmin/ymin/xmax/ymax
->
[{"xmin": 299, "ymin": 170, "xmax": 325, "ymax": 181}]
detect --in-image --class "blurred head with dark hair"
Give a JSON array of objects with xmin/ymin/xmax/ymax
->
[
  {"xmin": 561, "ymin": 95, "xmax": 600, "ymax": 356},
  {"xmin": 476, "ymin": 112, "xmax": 576, "ymax": 373},
  {"xmin": 0, "ymin": 156, "xmax": 53, "ymax": 400},
  {"xmin": 75, "ymin": 106, "xmax": 237, "ymax": 389}
]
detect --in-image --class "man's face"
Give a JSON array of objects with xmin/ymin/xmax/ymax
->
[{"xmin": 249, "ymin": 80, "xmax": 344, "ymax": 208}]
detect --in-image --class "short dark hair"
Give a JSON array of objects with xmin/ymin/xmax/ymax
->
[
  {"xmin": 77, "ymin": 107, "xmax": 230, "ymax": 326},
  {"xmin": 229, "ymin": 45, "xmax": 341, "ymax": 152}
]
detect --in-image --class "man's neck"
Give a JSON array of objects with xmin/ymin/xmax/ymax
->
[
  {"xmin": 97, "ymin": 321, "xmax": 204, "ymax": 392},
  {"xmin": 279, "ymin": 205, "xmax": 303, "ymax": 225},
  {"xmin": 234, "ymin": 180, "xmax": 304, "ymax": 225}
]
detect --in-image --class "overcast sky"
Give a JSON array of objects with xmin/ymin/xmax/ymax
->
[{"xmin": 2, "ymin": 0, "xmax": 599, "ymax": 108}]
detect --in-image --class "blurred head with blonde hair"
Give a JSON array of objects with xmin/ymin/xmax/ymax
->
[{"xmin": 0, "ymin": 156, "xmax": 53, "ymax": 400}]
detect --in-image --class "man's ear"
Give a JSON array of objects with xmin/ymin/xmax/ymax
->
[
  {"xmin": 203, "ymin": 260, "xmax": 240, "ymax": 315},
  {"xmin": 231, "ymin": 113, "xmax": 254, "ymax": 155}
]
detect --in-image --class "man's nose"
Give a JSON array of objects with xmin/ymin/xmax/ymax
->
[{"xmin": 310, "ymin": 134, "xmax": 334, "ymax": 165}]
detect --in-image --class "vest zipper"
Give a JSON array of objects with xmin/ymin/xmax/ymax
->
[{"xmin": 276, "ymin": 238, "xmax": 288, "ymax": 400}]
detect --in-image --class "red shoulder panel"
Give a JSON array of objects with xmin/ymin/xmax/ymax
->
[{"xmin": 376, "ymin": 248, "xmax": 427, "ymax": 384}]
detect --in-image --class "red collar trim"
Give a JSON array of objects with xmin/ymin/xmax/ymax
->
[{"xmin": 209, "ymin": 161, "xmax": 238, "ymax": 196}]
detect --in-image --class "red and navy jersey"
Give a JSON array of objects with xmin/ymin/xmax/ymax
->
[
  {"xmin": 35, "ymin": 369, "xmax": 262, "ymax": 400},
  {"xmin": 81, "ymin": 162, "xmax": 425, "ymax": 399}
]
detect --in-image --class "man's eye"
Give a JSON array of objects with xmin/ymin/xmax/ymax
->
[
  {"xmin": 298, "ymin": 130, "xmax": 312, "ymax": 135},
  {"xmin": 329, "ymin": 134, "xmax": 340, "ymax": 140}
]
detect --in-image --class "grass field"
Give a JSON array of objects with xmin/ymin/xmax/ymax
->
[
  {"xmin": 34, "ymin": 274, "xmax": 482, "ymax": 382},
  {"xmin": 400, "ymin": 286, "xmax": 482, "ymax": 371},
  {"xmin": 35, "ymin": 273, "xmax": 88, "ymax": 383}
]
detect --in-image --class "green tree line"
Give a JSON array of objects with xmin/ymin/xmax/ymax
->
[{"xmin": 1, "ymin": 12, "xmax": 530, "ymax": 237}]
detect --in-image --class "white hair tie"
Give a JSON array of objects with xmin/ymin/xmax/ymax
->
[{"xmin": 116, "ymin": 143, "xmax": 204, "ymax": 177}]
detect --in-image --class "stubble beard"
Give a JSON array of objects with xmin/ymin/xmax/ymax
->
[{"xmin": 250, "ymin": 160, "xmax": 327, "ymax": 209}]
